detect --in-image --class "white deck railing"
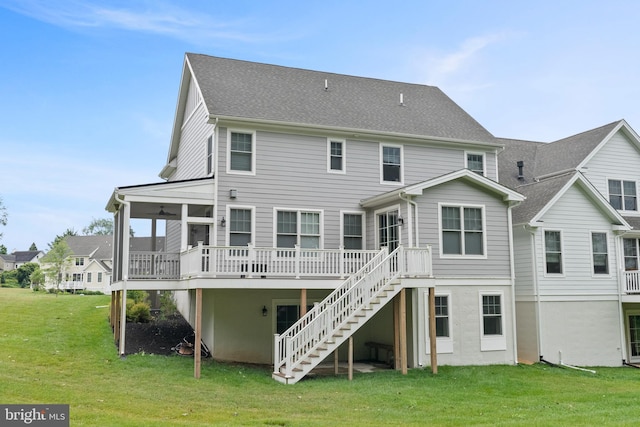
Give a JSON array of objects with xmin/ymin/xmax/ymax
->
[
  {"xmin": 273, "ymin": 246, "xmax": 432, "ymax": 378},
  {"xmin": 624, "ymin": 271, "xmax": 640, "ymax": 294},
  {"xmin": 179, "ymin": 243, "xmax": 380, "ymax": 279},
  {"xmin": 129, "ymin": 251, "xmax": 180, "ymax": 279}
]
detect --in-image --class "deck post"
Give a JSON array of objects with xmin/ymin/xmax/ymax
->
[
  {"xmin": 348, "ymin": 336, "xmax": 353, "ymax": 381},
  {"xmin": 194, "ymin": 288, "xmax": 202, "ymax": 379},
  {"xmin": 300, "ymin": 288, "xmax": 307, "ymax": 316},
  {"xmin": 118, "ymin": 288, "xmax": 127, "ymax": 356},
  {"xmin": 334, "ymin": 348, "xmax": 339, "ymax": 375},
  {"xmin": 393, "ymin": 295, "xmax": 400, "ymax": 370},
  {"xmin": 399, "ymin": 288, "xmax": 407, "ymax": 375},
  {"xmin": 428, "ymin": 287, "xmax": 438, "ymax": 374}
]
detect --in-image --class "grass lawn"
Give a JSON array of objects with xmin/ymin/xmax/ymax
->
[{"xmin": 1, "ymin": 288, "xmax": 639, "ymax": 426}]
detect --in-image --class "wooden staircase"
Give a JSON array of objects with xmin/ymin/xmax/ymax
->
[{"xmin": 272, "ymin": 246, "xmax": 424, "ymax": 384}]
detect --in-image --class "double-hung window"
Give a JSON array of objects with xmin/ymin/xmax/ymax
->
[
  {"xmin": 75, "ymin": 257, "xmax": 84, "ymax": 266},
  {"xmin": 591, "ymin": 232, "xmax": 609, "ymax": 275},
  {"xmin": 435, "ymin": 296, "xmax": 449, "ymax": 338},
  {"xmin": 544, "ymin": 230, "xmax": 563, "ymax": 274},
  {"xmin": 342, "ymin": 213, "xmax": 363, "ymax": 250},
  {"xmin": 87, "ymin": 272, "xmax": 92, "ymax": 283},
  {"xmin": 466, "ymin": 152, "xmax": 485, "ymax": 175},
  {"xmin": 479, "ymin": 292, "xmax": 506, "ymax": 351},
  {"xmin": 328, "ymin": 139, "xmax": 345, "ymax": 173},
  {"xmin": 97, "ymin": 272, "xmax": 103, "ymax": 283},
  {"xmin": 276, "ymin": 210, "xmax": 321, "ymax": 250},
  {"xmin": 229, "ymin": 208, "xmax": 253, "ymax": 246},
  {"xmin": 608, "ymin": 179, "xmax": 637, "ymax": 211},
  {"xmin": 624, "ymin": 238, "xmax": 639, "ymax": 271},
  {"xmin": 440, "ymin": 205, "xmax": 484, "ymax": 256},
  {"xmin": 228, "ymin": 130, "xmax": 255, "ymax": 174},
  {"xmin": 381, "ymin": 144, "xmax": 403, "ymax": 183}
]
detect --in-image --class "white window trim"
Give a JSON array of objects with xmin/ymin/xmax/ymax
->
[
  {"xmin": 479, "ymin": 291, "xmax": 506, "ymax": 352},
  {"xmin": 425, "ymin": 291, "xmax": 453, "ymax": 354},
  {"xmin": 327, "ymin": 138, "xmax": 346, "ymax": 174},
  {"xmin": 339, "ymin": 210, "xmax": 366, "ymax": 249},
  {"xmin": 465, "ymin": 151, "xmax": 486, "ymax": 176},
  {"xmin": 606, "ymin": 177, "xmax": 639, "ymax": 214},
  {"xmin": 273, "ymin": 207, "xmax": 324, "ymax": 250},
  {"xmin": 437, "ymin": 203, "xmax": 487, "ymax": 259},
  {"xmin": 379, "ymin": 143, "xmax": 404, "ymax": 185},
  {"xmin": 589, "ymin": 230, "xmax": 611, "ymax": 277},
  {"xmin": 225, "ymin": 205, "xmax": 256, "ymax": 247},
  {"xmin": 542, "ymin": 228, "xmax": 565, "ymax": 277},
  {"xmin": 226, "ymin": 128, "xmax": 256, "ymax": 176}
]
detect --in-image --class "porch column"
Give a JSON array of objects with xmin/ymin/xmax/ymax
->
[
  {"xmin": 428, "ymin": 287, "xmax": 438, "ymax": 374},
  {"xmin": 118, "ymin": 201, "xmax": 131, "ymax": 356},
  {"xmin": 194, "ymin": 288, "xmax": 203, "ymax": 379}
]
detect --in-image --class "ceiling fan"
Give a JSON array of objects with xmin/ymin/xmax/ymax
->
[{"xmin": 148, "ymin": 205, "xmax": 176, "ymax": 216}]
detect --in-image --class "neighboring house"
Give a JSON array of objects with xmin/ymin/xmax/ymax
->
[
  {"xmin": 499, "ymin": 119, "xmax": 640, "ymax": 367},
  {"xmin": 106, "ymin": 53, "xmax": 524, "ymax": 384},
  {"xmin": 0, "ymin": 250, "xmax": 45, "ymax": 272},
  {"xmin": 43, "ymin": 235, "xmax": 113, "ymax": 294}
]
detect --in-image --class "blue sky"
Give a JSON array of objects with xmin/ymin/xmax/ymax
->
[{"xmin": 2, "ymin": 0, "xmax": 640, "ymax": 252}]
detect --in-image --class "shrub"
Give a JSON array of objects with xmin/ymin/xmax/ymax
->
[
  {"xmin": 127, "ymin": 301, "xmax": 151, "ymax": 323},
  {"xmin": 127, "ymin": 290, "xmax": 148, "ymax": 304}
]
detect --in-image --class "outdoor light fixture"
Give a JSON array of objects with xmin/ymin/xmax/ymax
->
[
  {"xmin": 220, "ymin": 216, "xmax": 226, "ymax": 227},
  {"xmin": 398, "ymin": 217, "xmax": 404, "ymax": 226},
  {"xmin": 230, "ymin": 189, "xmax": 237, "ymax": 199},
  {"xmin": 262, "ymin": 306, "xmax": 268, "ymax": 317}
]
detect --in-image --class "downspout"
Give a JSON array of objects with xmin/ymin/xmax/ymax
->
[
  {"xmin": 507, "ymin": 203, "xmax": 518, "ymax": 364},
  {"xmin": 398, "ymin": 193, "xmax": 419, "ymax": 247},
  {"xmin": 114, "ymin": 192, "xmax": 131, "ymax": 357},
  {"xmin": 529, "ymin": 225, "xmax": 543, "ymax": 363}
]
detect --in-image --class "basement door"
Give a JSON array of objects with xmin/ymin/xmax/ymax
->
[{"xmin": 628, "ymin": 314, "xmax": 640, "ymax": 363}]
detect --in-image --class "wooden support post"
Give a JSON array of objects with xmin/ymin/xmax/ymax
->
[
  {"xmin": 399, "ymin": 288, "xmax": 407, "ymax": 375},
  {"xmin": 114, "ymin": 290, "xmax": 121, "ymax": 342},
  {"xmin": 428, "ymin": 287, "xmax": 438, "ymax": 374},
  {"xmin": 194, "ymin": 288, "xmax": 203, "ymax": 379},
  {"xmin": 300, "ymin": 288, "xmax": 307, "ymax": 317},
  {"xmin": 118, "ymin": 289, "xmax": 127, "ymax": 356},
  {"xmin": 393, "ymin": 295, "xmax": 400, "ymax": 370},
  {"xmin": 110, "ymin": 292, "xmax": 116, "ymax": 329},
  {"xmin": 334, "ymin": 349, "xmax": 339, "ymax": 375},
  {"xmin": 348, "ymin": 336, "xmax": 353, "ymax": 381}
]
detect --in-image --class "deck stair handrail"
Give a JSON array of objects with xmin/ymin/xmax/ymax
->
[{"xmin": 273, "ymin": 246, "xmax": 426, "ymax": 383}]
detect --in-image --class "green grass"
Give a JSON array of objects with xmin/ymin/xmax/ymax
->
[{"xmin": 1, "ymin": 288, "xmax": 639, "ymax": 426}]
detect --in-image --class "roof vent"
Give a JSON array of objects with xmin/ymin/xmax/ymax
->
[
  {"xmin": 400, "ymin": 93, "xmax": 404, "ymax": 106},
  {"xmin": 324, "ymin": 79, "xmax": 328, "ymax": 91},
  {"xmin": 517, "ymin": 160, "xmax": 524, "ymax": 180}
]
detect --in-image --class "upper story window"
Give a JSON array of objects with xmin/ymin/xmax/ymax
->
[
  {"xmin": 380, "ymin": 144, "xmax": 403, "ymax": 184},
  {"xmin": 206, "ymin": 135, "xmax": 214, "ymax": 175},
  {"xmin": 75, "ymin": 257, "xmax": 84, "ymax": 266},
  {"xmin": 328, "ymin": 139, "xmax": 345, "ymax": 173},
  {"xmin": 440, "ymin": 205, "xmax": 485, "ymax": 256},
  {"xmin": 623, "ymin": 238, "xmax": 638, "ymax": 271},
  {"xmin": 591, "ymin": 232, "xmax": 609, "ymax": 275},
  {"xmin": 229, "ymin": 207, "xmax": 253, "ymax": 246},
  {"xmin": 228, "ymin": 130, "xmax": 255, "ymax": 175},
  {"xmin": 276, "ymin": 210, "xmax": 322, "ymax": 249},
  {"xmin": 544, "ymin": 230, "xmax": 563, "ymax": 274},
  {"xmin": 466, "ymin": 152, "xmax": 485, "ymax": 175},
  {"xmin": 342, "ymin": 212, "xmax": 364, "ymax": 250},
  {"xmin": 608, "ymin": 179, "xmax": 637, "ymax": 211}
]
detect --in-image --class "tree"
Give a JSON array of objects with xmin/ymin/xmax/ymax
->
[
  {"xmin": 82, "ymin": 218, "xmax": 113, "ymax": 236},
  {"xmin": 0, "ymin": 196, "xmax": 7, "ymax": 241},
  {"xmin": 16, "ymin": 262, "xmax": 38, "ymax": 288},
  {"xmin": 42, "ymin": 239, "xmax": 73, "ymax": 293},
  {"xmin": 48, "ymin": 228, "xmax": 77, "ymax": 250},
  {"xmin": 0, "ymin": 245, "xmax": 6, "ymax": 255},
  {"xmin": 30, "ymin": 268, "xmax": 45, "ymax": 291},
  {"xmin": 29, "ymin": 242, "xmax": 37, "ymax": 251}
]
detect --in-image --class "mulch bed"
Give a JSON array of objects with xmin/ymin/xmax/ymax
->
[{"xmin": 124, "ymin": 312, "xmax": 194, "ymax": 356}]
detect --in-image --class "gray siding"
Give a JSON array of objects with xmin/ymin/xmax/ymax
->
[
  {"xmin": 416, "ymin": 180, "xmax": 512, "ymax": 278},
  {"xmin": 535, "ymin": 184, "xmax": 619, "ymax": 296},
  {"xmin": 214, "ymin": 127, "xmax": 501, "ymax": 249},
  {"xmin": 175, "ymin": 101, "xmax": 213, "ymax": 180},
  {"xmin": 583, "ymin": 130, "xmax": 640, "ymax": 201},
  {"xmin": 513, "ymin": 226, "xmax": 535, "ymax": 296}
]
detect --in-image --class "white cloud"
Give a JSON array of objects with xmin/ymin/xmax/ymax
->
[{"xmin": 0, "ymin": 0, "xmax": 289, "ymax": 44}]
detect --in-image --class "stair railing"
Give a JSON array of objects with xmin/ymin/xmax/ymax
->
[{"xmin": 274, "ymin": 246, "xmax": 403, "ymax": 378}]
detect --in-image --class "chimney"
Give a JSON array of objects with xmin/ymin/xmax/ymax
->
[{"xmin": 517, "ymin": 161, "xmax": 524, "ymax": 180}]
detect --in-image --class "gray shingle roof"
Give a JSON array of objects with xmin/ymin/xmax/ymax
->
[
  {"xmin": 186, "ymin": 53, "xmax": 497, "ymax": 144},
  {"xmin": 64, "ymin": 235, "xmax": 113, "ymax": 259},
  {"xmin": 509, "ymin": 172, "xmax": 576, "ymax": 225}
]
